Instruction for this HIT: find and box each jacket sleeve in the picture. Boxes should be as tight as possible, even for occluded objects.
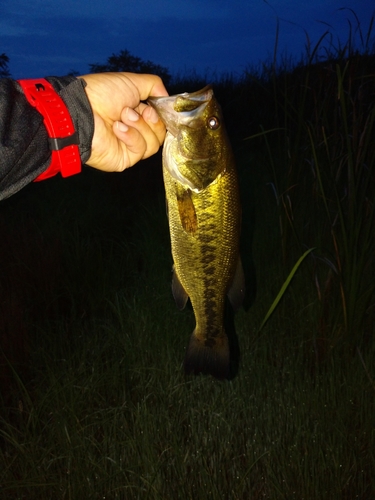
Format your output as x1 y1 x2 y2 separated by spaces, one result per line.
0 76 94 201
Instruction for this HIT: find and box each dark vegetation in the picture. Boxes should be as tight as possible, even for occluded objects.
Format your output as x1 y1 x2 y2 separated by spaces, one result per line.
89 49 172 86
0 53 10 78
1 15 375 498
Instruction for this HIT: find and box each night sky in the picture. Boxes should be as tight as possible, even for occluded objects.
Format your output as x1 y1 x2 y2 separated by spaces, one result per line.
1 0 374 81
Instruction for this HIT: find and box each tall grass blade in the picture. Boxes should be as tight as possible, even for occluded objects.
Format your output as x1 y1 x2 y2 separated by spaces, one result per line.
258 247 315 332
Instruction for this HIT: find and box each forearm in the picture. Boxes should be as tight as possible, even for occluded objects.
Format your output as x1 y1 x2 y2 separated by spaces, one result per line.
0 76 94 201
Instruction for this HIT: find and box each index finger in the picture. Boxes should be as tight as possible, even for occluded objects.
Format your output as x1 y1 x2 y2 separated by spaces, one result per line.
120 73 169 101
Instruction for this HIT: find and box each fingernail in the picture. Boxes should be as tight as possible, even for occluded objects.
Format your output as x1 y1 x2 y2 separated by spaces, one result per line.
147 107 160 124
126 108 139 121
116 121 128 132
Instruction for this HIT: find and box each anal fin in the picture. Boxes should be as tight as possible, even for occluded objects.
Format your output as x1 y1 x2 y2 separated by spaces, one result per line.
227 257 246 311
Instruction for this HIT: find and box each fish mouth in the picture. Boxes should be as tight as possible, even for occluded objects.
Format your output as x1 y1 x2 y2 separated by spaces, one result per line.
148 85 213 136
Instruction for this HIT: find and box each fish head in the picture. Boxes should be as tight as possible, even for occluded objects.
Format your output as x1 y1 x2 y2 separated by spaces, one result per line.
148 85 232 191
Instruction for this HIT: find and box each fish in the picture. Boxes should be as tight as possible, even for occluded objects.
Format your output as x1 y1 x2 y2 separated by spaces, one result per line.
148 85 245 380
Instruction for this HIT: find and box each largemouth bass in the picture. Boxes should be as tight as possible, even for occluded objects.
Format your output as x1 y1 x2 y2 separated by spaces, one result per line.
148 85 244 380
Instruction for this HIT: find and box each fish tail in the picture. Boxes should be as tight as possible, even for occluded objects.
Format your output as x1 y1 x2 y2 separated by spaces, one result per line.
183 328 230 380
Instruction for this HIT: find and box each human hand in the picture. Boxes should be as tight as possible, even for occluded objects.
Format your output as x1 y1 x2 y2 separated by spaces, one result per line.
77 72 168 172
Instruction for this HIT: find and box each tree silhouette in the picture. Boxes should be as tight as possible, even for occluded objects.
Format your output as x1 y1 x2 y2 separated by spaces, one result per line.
0 53 10 78
89 49 171 85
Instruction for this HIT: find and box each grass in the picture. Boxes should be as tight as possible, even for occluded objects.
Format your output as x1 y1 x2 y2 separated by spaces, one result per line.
1 15 375 498
1 164 374 499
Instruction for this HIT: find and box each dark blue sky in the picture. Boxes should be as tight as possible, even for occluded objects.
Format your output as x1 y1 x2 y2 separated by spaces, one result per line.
1 1 374 81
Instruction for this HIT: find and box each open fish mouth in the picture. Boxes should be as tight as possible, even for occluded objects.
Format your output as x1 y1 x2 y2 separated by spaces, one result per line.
148 85 213 136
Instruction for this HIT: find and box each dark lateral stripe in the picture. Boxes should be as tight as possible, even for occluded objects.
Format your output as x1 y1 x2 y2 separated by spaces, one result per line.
199 233 215 244
203 283 222 339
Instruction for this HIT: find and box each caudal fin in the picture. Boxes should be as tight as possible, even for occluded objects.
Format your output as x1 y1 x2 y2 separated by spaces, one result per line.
183 330 230 380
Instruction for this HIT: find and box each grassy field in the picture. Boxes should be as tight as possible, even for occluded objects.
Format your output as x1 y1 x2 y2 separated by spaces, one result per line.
1 28 375 499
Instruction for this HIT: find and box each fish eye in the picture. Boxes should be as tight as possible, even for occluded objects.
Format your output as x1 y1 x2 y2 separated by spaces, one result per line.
207 116 220 130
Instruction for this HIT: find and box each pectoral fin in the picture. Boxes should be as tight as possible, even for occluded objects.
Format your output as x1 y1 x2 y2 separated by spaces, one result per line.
172 265 189 310
227 257 246 311
176 186 197 235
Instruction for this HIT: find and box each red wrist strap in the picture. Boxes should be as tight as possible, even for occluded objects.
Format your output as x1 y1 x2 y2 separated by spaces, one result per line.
17 78 81 181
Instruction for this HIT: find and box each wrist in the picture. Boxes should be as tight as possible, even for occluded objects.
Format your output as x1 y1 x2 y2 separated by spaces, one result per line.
17 77 95 182
18 78 81 181
46 77 94 166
